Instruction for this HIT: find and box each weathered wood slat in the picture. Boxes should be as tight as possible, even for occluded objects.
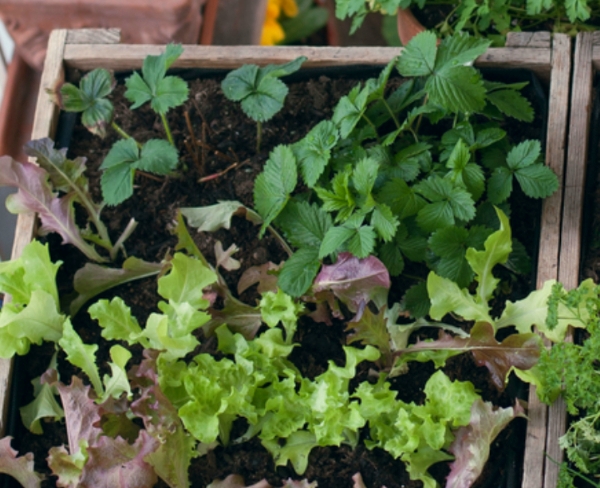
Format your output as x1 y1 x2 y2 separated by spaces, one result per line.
506 31 551 48
522 32 571 488
66 28 121 45
61 44 552 75
0 28 69 438
549 31 595 488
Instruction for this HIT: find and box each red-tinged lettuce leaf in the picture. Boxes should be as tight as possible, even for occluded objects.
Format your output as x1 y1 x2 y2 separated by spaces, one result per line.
396 322 541 389
207 475 272 488
0 437 44 488
215 240 241 271
237 262 282 295
69 257 165 316
79 430 159 488
346 306 392 366
304 290 343 325
130 350 197 488
204 297 262 340
56 377 103 457
207 475 318 488
0 156 105 263
352 472 388 488
446 399 526 488
313 252 390 320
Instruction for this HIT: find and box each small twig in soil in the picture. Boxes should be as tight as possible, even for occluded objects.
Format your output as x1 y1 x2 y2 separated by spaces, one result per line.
201 122 208 174
136 170 163 182
195 140 236 163
184 110 202 173
198 159 250 183
192 98 215 138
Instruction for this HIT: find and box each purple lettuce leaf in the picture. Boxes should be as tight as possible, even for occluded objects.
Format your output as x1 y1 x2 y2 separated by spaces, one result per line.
237 261 282 295
205 297 263 339
0 437 44 488
396 322 541 389
304 290 344 325
313 252 390 320
79 430 159 488
129 350 197 488
446 399 526 488
0 156 106 262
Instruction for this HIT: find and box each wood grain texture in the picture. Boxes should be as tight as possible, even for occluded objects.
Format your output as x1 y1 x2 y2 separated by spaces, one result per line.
61 44 552 74
212 0 267 45
0 29 68 438
521 33 571 488
66 28 121 45
505 31 551 48
547 31 595 488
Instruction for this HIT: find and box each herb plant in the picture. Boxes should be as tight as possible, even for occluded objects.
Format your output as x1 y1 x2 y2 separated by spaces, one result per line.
221 56 307 151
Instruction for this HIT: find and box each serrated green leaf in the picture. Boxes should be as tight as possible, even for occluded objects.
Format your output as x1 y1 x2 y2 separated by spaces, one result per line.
315 167 355 221
378 241 405 276
125 44 187 114
277 200 332 249
241 77 289 122
100 163 135 206
136 139 179 174
278 248 321 297
254 145 297 235
100 138 139 170
319 225 355 258
347 226 376 258
415 177 475 232
377 178 426 219
474 128 506 149
402 282 430 318
295 120 339 187
506 140 541 170
435 32 490 71
353 157 379 206
486 89 534 122
332 84 370 138
158 253 217 309
396 31 437 77
426 65 486 113
371 203 399 242
515 164 559 199
487 167 513 204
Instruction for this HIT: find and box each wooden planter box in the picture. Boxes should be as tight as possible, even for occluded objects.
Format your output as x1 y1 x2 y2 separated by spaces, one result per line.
0 28 572 488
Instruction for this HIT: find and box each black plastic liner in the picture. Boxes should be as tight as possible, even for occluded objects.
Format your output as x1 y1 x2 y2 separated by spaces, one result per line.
1 62 547 488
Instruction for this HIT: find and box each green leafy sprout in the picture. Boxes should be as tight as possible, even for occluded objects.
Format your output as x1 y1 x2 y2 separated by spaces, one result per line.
335 0 599 43
221 56 307 151
51 44 188 206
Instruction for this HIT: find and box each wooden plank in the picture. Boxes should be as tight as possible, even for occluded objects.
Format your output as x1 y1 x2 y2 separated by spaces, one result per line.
66 28 121 45
62 44 552 74
521 33 571 488
0 29 69 438
548 31 595 488
212 0 267 45
505 31 551 48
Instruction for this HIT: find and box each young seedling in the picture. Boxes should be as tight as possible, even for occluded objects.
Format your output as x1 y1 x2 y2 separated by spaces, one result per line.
124 43 189 146
221 56 307 151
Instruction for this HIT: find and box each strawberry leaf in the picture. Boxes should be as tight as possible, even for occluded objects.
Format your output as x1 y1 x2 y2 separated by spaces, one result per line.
278 248 321 298
254 145 297 236
294 120 339 187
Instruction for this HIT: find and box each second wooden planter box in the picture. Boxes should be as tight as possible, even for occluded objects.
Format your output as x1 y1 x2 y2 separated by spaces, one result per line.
0 28 572 488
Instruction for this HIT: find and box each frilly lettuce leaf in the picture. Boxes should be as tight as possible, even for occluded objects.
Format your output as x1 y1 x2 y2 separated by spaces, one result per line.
446 399 526 487
260 289 304 342
0 437 44 488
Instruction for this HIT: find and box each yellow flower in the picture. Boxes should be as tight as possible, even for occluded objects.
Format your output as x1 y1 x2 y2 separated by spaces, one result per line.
261 0 299 46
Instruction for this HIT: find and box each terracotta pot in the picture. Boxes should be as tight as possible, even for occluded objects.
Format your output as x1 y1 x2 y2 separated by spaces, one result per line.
0 0 208 70
396 7 425 45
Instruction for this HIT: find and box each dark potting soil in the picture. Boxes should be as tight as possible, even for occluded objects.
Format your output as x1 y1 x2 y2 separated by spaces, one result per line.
4 66 545 488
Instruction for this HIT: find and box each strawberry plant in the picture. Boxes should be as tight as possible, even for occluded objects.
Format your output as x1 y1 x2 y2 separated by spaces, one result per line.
51 44 187 205
335 0 600 42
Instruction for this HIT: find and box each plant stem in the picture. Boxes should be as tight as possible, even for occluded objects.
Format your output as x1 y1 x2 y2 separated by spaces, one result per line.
267 225 293 257
361 113 380 141
110 218 138 261
160 113 175 146
256 121 262 152
112 121 143 149
382 99 401 129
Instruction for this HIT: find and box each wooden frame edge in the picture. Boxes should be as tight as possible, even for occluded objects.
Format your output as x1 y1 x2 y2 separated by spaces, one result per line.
521 32 572 488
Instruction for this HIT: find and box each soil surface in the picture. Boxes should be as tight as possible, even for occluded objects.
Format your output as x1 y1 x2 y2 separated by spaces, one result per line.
3 66 545 488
